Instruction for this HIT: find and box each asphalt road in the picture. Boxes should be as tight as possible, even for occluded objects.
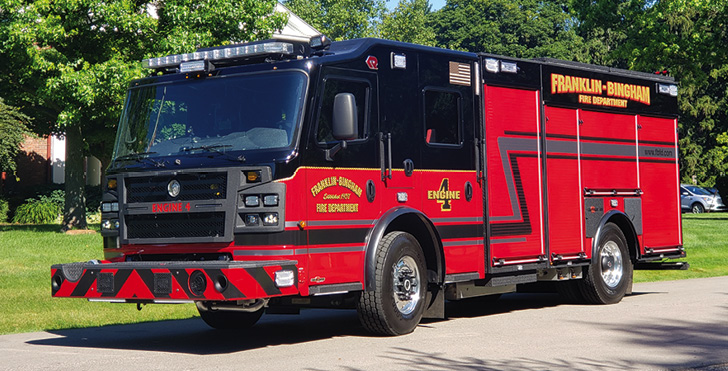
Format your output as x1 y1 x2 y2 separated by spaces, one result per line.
1 276 727 371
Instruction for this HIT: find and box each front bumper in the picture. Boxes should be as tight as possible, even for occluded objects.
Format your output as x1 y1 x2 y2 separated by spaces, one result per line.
51 260 298 301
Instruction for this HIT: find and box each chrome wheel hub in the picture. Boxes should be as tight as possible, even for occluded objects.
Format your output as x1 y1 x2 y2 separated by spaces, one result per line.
392 256 421 316
600 241 623 289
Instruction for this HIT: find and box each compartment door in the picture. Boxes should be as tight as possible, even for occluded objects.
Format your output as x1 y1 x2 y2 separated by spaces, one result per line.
484 85 545 266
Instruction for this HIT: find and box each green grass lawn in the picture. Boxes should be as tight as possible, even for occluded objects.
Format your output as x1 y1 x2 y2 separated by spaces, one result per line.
0 224 196 335
0 213 725 335
634 213 728 282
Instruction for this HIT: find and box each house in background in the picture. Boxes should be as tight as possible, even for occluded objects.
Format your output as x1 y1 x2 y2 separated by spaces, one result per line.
1 135 101 193
1 3 319 194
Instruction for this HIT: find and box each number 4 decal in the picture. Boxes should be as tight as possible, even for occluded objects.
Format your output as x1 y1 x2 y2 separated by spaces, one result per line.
428 178 461 211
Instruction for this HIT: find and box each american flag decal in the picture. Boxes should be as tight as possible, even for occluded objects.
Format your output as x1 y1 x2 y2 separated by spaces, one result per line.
449 61 471 86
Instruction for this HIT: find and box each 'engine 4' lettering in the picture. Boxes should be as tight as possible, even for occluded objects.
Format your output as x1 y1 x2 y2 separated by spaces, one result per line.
428 178 461 211
152 202 191 213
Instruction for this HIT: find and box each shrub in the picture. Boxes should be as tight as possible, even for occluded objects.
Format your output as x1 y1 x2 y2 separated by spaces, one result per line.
4 183 103 221
0 199 8 223
39 189 65 209
12 199 61 224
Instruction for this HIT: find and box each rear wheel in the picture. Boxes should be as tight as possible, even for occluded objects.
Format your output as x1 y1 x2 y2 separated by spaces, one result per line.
578 223 633 304
691 203 705 214
197 305 264 329
357 231 427 336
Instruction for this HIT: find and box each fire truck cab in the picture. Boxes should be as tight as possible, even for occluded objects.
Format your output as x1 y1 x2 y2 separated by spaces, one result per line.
52 36 685 335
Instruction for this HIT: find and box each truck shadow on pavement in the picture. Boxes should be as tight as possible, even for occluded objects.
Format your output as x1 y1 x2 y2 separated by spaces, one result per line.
27 292 578 355
28 291 671 358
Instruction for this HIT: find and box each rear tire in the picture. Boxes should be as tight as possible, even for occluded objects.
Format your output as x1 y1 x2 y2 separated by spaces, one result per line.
197 306 264 329
578 223 633 304
357 231 427 336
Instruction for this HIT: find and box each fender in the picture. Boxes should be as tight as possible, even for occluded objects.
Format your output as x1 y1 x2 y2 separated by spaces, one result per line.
591 210 640 261
363 207 443 291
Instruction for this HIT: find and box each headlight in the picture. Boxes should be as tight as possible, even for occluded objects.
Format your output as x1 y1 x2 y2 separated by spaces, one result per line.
102 219 119 230
245 195 260 207
263 213 279 226
263 194 279 206
101 202 119 212
244 214 259 226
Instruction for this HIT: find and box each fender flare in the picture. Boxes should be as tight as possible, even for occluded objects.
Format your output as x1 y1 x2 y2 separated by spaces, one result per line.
591 210 640 261
363 207 443 291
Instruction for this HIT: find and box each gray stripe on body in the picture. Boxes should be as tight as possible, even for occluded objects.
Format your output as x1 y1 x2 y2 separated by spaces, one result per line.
492 137 539 222
443 239 483 247
431 217 483 223
490 237 527 244
306 219 376 227
234 249 296 256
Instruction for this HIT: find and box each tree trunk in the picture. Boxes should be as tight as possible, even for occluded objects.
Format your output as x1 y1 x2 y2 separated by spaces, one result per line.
62 125 87 231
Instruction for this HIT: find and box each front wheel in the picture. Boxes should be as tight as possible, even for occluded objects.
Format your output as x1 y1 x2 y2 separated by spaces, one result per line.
357 231 427 336
578 223 633 304
691 203 705 214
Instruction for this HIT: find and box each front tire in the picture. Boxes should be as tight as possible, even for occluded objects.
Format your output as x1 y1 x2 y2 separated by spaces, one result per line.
578 223 633 304
357 231 427 336
691 203 705 214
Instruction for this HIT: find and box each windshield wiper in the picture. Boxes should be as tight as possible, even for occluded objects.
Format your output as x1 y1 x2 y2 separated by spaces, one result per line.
114 152 166 167
181 145 245 163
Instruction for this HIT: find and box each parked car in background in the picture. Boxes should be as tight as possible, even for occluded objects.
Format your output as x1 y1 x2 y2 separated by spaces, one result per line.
702 187 727 211
680 184 726 213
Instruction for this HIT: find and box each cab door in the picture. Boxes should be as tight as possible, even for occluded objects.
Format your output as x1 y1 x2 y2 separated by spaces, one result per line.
303 67 380 289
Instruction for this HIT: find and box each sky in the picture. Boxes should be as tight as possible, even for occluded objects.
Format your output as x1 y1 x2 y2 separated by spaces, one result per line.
386 0 446 11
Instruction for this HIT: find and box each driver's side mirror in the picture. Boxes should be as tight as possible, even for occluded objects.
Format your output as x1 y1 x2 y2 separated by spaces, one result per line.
332 93 358 140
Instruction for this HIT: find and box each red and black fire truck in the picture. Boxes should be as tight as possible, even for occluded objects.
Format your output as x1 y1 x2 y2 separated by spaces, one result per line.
51 36 685 335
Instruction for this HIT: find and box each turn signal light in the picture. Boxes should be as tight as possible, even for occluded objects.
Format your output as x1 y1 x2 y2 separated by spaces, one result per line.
246 171 261 183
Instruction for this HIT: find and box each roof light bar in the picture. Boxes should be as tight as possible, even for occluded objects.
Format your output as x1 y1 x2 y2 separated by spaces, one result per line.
484 58 500 73
142 42 295 69
500 61 518 74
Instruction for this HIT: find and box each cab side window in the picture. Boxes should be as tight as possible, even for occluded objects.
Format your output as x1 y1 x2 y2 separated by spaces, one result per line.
423 89 462 146
317 78 369 143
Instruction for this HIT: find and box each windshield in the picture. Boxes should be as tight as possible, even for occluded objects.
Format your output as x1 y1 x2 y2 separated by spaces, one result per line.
685 185 711 196
112 71 307 162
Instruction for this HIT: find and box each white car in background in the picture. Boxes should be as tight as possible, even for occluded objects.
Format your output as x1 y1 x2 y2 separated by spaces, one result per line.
680 184 726 213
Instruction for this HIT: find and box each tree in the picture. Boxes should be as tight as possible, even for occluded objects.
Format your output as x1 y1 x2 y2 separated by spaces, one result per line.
0 98 30 176
284 0 385 41
571 0 728 188
619 1 728 188
430 0 589 61
0 0 286 230
380 0 436 46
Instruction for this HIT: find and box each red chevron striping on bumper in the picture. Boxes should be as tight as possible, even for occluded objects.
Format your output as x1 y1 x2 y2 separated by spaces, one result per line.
51 260 298 301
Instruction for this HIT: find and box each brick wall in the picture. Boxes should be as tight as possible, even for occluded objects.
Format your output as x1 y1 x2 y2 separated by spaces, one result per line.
13 135 50 188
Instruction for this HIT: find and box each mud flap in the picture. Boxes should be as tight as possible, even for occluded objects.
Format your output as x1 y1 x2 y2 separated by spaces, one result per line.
422 284 445 319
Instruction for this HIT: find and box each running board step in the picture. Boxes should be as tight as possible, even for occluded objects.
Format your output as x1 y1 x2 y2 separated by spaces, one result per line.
634 261 690 270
